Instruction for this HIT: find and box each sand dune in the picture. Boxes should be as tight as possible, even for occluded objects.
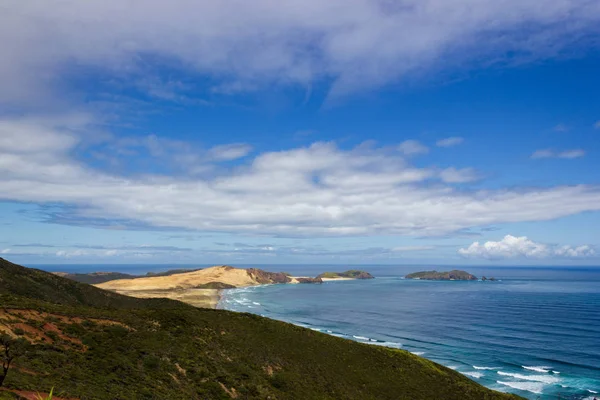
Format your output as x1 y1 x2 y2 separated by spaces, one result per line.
95 266 286 308
97 266 259 291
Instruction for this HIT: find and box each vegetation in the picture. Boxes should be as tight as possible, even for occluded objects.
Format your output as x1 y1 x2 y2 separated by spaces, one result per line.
58 268 207 285
0 258 520 399
405 270 478 281
56 272 136 285
317 270 374 279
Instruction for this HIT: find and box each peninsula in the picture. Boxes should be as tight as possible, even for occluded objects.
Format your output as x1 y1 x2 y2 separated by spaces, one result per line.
405 270 478 281
93 266 371 308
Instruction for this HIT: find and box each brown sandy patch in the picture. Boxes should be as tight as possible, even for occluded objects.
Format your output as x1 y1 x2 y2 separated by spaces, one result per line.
96 266 258 291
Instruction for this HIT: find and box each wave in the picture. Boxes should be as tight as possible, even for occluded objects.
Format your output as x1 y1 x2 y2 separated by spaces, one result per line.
497 371 560 384
367 341 403 348
411 351 425 356
552 371 560 374
588 389 598 394
252 302 261 305
473 366 501 370
497 381 545 394
353 335 370 341
463 371 483 379
522 365 551 373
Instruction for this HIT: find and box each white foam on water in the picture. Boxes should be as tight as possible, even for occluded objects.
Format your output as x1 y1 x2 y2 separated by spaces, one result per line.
552 371 560 374
411 351 425 356
474 366 501 370
310 328 321 332
588 389 598 394
497 381 545 394
463 371 484 379
522 366 551 373
497 371 560 384
252 302 261 305
367 341 402 348
353 335 370 341
447 365 458 370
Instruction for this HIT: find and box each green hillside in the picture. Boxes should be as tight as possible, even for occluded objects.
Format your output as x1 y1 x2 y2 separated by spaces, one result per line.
0 258 521 400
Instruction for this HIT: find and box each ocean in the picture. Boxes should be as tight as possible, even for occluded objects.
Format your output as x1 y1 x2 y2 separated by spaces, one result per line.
217 266 600 400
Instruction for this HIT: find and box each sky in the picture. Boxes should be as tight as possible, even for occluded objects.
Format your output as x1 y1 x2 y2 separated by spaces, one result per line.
0 0 599 266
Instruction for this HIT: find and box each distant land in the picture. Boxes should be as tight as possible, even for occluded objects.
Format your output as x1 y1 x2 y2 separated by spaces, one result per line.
405 270 478 281
88 267 374 308
0 257 521 399
317 270 375 280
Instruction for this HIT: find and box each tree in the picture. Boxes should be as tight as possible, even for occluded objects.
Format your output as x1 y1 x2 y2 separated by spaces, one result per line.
0 334 24 387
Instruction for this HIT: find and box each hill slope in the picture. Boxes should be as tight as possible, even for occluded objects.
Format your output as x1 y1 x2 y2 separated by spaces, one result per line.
0 258 520 400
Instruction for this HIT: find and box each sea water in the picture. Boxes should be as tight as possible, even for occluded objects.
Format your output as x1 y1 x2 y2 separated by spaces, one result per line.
219 266 600 400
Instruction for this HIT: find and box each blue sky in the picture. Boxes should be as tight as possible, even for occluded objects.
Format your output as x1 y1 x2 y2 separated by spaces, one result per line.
1 0 599 266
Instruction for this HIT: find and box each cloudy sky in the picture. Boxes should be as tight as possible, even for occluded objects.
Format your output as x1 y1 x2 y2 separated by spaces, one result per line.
1 0 599 266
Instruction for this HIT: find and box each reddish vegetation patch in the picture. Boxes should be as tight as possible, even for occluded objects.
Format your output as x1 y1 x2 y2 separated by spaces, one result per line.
0 308 131 351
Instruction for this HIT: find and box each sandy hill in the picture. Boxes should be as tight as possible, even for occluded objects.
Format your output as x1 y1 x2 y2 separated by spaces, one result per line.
97 265 289 291
94 266 293 308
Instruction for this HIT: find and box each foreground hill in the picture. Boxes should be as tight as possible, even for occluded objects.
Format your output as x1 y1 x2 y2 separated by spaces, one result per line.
0 258 520 399
405 270 478 281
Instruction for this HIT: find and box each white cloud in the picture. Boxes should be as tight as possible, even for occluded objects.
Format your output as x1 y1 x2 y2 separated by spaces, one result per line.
1 0 600 106
458 235 596 259
436 137 464 147
1 249 11 254
398 140 429 156
439 167 479 183
391 246 435 252
531 149 585 159
2 116 600 238
209 143 253 161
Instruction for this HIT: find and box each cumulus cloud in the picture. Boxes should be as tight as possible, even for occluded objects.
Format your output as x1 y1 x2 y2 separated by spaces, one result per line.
0 249 11 254
436 137 464 147
2 116 600 238
531 149 585 159
1 0 600 106
458 235 596 259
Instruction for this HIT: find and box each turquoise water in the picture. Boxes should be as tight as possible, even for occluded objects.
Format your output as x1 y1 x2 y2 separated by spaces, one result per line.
220 267 600 400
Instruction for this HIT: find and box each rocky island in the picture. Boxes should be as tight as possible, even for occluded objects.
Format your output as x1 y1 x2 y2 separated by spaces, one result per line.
405 270 478 281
